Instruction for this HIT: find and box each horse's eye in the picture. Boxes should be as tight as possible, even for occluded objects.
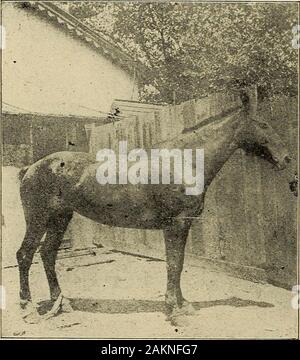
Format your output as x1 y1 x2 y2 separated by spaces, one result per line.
258 122 268 129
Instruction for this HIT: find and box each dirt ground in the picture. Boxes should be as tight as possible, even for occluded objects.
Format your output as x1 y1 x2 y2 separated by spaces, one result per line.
2 248 298 339
1 166 298 339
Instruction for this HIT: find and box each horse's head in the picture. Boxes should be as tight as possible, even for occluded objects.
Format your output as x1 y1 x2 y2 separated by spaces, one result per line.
240 117 291 170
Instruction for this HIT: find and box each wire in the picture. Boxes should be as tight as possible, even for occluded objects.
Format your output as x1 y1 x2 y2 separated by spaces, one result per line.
2 101 35 114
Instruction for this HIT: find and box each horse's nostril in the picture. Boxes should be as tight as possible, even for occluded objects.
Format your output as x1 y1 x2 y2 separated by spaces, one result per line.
284 155 291 163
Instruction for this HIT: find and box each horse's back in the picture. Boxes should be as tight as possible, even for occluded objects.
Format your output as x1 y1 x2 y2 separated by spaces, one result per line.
21 151 93 181
19 151 95 208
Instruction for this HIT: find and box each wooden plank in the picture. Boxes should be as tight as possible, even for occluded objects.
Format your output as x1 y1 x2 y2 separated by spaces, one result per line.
154 111 162 144
183 100 195 129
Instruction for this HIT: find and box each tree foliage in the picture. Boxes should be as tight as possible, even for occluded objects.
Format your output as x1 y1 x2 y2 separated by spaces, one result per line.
66 2 298 104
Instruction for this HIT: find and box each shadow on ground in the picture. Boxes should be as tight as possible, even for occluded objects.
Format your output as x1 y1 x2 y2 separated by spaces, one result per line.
37 296 274 315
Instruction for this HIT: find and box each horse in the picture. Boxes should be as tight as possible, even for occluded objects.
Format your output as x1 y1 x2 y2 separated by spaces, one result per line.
16 95 292 323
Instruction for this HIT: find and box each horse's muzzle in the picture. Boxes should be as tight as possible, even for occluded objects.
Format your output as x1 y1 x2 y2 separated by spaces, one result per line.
273 154 292 171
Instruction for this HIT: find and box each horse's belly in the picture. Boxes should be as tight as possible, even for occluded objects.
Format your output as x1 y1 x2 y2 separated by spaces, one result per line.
71 185 169 229
74 204 169 229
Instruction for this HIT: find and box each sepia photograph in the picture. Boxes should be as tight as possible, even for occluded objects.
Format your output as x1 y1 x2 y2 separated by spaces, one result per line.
0 0 299 340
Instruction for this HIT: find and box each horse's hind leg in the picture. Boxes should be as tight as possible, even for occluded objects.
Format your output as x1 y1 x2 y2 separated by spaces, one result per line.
16 219 47 305
40 211 73 303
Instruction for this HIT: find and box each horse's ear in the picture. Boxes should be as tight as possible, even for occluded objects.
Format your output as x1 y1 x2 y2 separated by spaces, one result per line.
240 86 258 118
240 90 250 113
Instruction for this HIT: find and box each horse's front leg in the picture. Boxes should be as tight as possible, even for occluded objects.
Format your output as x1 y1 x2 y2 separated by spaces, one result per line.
163 218 195 318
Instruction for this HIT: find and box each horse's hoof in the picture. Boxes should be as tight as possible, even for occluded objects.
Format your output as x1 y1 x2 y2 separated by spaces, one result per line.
20 299 30 310
23 310 41 324
166 301 195 322
20 302 41 324
181 300 196 315
42 293 63 320
61 297 73 313
169 315 190 327
42 294 72 319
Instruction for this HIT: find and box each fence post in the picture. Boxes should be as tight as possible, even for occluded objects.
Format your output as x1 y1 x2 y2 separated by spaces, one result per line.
250 85 258 116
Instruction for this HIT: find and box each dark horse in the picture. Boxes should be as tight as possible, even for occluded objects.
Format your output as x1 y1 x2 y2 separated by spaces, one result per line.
17 97 291 322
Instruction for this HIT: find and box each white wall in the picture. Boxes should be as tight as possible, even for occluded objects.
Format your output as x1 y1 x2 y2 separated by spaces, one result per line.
2 3 138 116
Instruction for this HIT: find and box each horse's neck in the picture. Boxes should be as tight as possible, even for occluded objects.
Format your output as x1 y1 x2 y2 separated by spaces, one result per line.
168 111 243 187
204 115 242 186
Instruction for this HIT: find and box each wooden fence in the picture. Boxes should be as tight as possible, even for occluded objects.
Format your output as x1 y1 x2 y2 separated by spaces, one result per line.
2 112 107 166
68 92 297 289
89 92 242 153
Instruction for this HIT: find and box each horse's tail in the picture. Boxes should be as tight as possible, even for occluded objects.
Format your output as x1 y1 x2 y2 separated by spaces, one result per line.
18 166 29 182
